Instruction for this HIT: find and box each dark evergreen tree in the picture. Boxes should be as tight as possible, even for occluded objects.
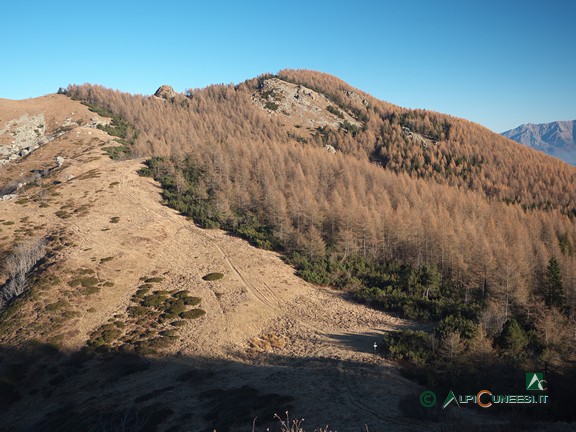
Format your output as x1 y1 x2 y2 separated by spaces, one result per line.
544 256 565 309
499 319 529 356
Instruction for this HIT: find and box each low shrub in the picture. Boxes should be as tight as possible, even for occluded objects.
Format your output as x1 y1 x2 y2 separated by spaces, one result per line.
141 293 168 308
80 285 100 295
127 305 150 317
102 146 129 160
69 276 99 288
162 300 186 318
133 288 150 299
154 290 170 295
144 277 164 283
264 102 278 111
382 330 433 366
183 296 201 306
327 105 344 118
45 300 69 312
202 273 224 281
160 329 177 337
87 324 122 349
180 309 206 319
143 337 173 349
171 320 187 327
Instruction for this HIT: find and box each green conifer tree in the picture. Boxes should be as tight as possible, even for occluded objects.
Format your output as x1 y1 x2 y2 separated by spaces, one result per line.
544 256 565 309
500 319 529 356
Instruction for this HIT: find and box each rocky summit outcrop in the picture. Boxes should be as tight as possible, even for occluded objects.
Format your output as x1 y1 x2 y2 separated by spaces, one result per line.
502 120 576 165
154 85 177 100
252 78 362 132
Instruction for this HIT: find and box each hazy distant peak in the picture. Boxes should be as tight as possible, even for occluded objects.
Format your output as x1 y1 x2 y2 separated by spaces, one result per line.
502 119 576 165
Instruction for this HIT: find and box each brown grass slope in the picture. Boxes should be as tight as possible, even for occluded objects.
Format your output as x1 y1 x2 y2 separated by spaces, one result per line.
0 96 464 432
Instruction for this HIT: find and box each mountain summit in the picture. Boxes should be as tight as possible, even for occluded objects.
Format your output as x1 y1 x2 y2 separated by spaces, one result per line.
502 119 576 165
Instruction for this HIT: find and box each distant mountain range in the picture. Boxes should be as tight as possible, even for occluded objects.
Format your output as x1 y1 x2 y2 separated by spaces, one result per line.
502 120 576 165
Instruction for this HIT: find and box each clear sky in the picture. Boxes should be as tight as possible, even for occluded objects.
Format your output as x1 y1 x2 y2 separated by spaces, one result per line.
1 0 575 132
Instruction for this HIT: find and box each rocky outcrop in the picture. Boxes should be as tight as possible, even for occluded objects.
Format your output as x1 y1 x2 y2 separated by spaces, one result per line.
0 113 49 165
0 155 66 200
402 126 434 148
252 78 362 131
0 111 107 167
343 90 369 107
154 85 177 100
324 144 336 154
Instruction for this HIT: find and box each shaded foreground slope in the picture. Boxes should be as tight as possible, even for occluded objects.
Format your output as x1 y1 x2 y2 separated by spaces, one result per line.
2 344 499 432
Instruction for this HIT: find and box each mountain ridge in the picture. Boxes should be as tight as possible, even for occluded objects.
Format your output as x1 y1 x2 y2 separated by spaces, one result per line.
66 69 576 214
1 70 576 430
502 119 576 165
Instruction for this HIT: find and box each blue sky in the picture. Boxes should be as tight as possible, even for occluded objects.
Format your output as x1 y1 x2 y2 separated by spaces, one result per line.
1 0 575 132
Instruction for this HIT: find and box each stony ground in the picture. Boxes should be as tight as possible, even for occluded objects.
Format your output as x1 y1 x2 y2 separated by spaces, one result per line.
252 78 361 141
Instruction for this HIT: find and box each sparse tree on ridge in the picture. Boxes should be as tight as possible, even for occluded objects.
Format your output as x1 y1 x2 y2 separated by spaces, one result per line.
0 238 46 310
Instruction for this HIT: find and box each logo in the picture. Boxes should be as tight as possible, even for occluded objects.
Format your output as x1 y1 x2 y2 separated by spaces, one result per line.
440 387 549 409
442 390 460 409
419 390 437 408
476 390 493 408
437 374 550 410
526 372 547 391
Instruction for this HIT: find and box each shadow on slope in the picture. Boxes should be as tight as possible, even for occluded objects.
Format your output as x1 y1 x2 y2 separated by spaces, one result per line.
0 341 296 432
1 342 566 432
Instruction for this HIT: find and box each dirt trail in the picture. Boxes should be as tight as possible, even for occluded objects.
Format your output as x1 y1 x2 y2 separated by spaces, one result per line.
107 158 429 429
